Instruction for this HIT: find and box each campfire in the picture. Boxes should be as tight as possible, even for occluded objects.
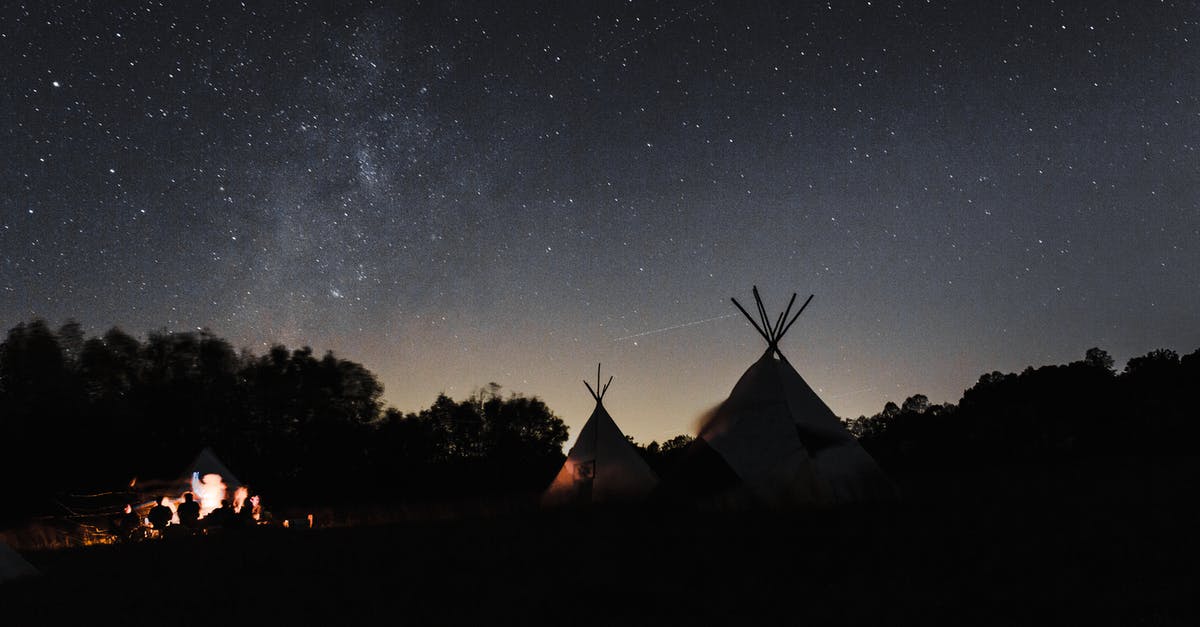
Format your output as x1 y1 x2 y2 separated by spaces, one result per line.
149 473 263 526
109 448 278 538
5 449 314 551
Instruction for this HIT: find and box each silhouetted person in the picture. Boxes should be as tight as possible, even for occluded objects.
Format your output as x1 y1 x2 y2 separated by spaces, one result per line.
147 497 172 530
206 499 233 528
237 497 256 527
116 503 141 540
177 492 200 528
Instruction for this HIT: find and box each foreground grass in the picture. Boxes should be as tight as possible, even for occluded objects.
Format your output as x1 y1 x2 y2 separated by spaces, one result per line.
4 462 1199 625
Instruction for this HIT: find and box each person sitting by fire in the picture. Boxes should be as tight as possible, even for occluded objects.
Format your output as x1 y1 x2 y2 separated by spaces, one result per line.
115 503 142 540
236 495 259 527
177 492 201 528
147 496 173 530
205 499 234 528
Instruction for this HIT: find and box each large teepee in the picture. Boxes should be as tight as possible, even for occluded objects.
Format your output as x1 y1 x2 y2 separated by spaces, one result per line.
670 288 895 507
542 366 659 505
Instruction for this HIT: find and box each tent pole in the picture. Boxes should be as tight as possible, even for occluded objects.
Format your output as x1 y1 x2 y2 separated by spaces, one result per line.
731 297 772 344
777 294 814 340
751 286 773 342
773 293 798 338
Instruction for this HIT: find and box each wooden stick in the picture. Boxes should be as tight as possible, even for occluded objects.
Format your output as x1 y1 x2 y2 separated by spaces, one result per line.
777 294 814 340
773 292 797 338
751 286 773 342
731 297 771 344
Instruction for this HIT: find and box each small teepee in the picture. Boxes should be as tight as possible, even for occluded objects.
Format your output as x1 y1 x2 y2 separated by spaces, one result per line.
542 366 659 505
135 446 243 497
183 447 242 489
670 288 895 507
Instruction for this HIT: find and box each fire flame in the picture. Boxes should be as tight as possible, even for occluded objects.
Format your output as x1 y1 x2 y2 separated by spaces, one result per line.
191 472 228 518
127 472 264 532
233 485 248 513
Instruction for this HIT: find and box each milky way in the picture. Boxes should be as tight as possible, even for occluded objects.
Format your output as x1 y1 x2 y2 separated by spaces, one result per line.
3 1 1198 444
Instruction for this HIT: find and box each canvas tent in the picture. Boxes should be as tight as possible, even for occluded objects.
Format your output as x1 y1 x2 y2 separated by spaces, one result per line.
181 447 243 490
542 366 659 505
137 446 242 496
667 288 895 507
0 541 39 584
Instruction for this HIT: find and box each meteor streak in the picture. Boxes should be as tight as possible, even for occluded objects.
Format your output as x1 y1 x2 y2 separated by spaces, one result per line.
613 313 738 342
597 0 716 61
826 386 876 400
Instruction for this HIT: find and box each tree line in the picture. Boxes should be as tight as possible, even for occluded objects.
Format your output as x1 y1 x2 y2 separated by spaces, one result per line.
2 318 1197 523
846 347 1200 472
0 320 574 523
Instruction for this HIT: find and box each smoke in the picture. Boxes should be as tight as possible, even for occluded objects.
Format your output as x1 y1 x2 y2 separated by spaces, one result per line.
694 400 731 440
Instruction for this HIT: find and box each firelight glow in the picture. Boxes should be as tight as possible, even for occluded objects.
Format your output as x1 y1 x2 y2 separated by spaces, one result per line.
191 472 229 519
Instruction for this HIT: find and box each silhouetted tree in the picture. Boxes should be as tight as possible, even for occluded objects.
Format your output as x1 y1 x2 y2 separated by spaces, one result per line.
1124 348 1179 376
901 394 929 415
631 434 695 475
3 319 1198 523
1084 347 1114 373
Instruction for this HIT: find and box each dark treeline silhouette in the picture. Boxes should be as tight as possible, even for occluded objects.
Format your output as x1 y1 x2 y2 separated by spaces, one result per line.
629 434 695 476
846 347 1200 474
372 384 568 498
3 318 1198 525
0 320 568 524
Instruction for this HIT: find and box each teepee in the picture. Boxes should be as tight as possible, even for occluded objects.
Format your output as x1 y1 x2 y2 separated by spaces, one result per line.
672 288 894 507
136 447 243 496
542 366 659 505
183 447 242 489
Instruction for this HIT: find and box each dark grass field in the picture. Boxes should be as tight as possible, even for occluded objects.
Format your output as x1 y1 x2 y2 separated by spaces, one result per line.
4 459 1199 626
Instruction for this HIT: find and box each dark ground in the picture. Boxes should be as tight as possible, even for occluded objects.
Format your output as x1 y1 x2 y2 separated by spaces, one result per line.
3 458 1198 626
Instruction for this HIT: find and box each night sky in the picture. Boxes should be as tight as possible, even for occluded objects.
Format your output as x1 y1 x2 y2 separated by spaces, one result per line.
3 1 1197 445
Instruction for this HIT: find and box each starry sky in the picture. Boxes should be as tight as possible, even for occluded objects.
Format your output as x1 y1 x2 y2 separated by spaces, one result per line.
3 1 1198 445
